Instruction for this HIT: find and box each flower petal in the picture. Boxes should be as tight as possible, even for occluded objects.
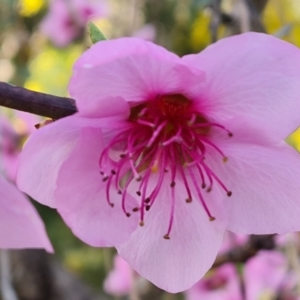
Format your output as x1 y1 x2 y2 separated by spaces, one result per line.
55 127 139 247
118 174 227 293
69 38 205 117
17 115 101 207
207 120 300 234
0 175 53 252
183 32 300 139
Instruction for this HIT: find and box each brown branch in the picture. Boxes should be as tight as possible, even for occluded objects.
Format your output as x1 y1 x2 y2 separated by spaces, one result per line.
0 82 77 119
7 250 107 300
213 234 275 268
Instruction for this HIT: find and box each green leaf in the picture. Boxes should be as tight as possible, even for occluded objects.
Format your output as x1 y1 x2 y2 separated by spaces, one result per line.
88 22 106 44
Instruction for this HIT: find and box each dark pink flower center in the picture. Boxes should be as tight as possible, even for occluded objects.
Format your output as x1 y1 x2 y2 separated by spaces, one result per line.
99 94 232 239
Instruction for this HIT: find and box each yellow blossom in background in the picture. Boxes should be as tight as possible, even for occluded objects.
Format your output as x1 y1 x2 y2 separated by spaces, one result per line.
263 0 300 47
18 0 45 17
25 45 83 96
190 10 212 52
287 128 300 152
190 8 226 53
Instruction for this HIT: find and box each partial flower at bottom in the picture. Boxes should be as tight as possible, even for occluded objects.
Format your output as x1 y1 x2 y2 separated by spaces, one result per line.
0 175 53 251
17 33 300 292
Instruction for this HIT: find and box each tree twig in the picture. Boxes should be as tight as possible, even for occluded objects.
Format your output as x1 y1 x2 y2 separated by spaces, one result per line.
213 234 275 268
0 82 77 119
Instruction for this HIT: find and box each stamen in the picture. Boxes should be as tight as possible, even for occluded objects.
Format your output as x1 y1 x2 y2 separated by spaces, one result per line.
164 170 176 239
105 175 115 207
146 120 167 148
162 127 182 147
178 163 193 203
187 113 196 126
189 168 216 221
202 161 231 196
137 119 156 127
200 136 227 159
192 122 232 136
98 94 233 239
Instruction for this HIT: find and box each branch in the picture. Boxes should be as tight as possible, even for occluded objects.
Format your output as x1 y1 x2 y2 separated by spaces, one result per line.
213 234 275 268
0 82 77 119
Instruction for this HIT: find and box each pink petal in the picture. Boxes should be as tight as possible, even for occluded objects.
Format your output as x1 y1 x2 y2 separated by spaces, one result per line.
40 0 77 47
185 264 242 300
0 175 53 252
103 255 132 296
183 32 300 139
244 251 287 299
17 115 100 208
117 174 227 293
55 127 139 247
69 38 205 117
207 119 300 234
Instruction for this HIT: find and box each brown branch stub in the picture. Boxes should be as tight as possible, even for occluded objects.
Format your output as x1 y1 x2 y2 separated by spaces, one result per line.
0 82 77 119
213 234 275 268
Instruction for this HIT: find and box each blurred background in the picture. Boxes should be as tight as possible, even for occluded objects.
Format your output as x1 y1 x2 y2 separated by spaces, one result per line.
1 0 300 299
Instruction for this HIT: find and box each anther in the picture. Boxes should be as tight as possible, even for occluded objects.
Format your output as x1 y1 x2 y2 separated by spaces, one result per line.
111 170 116 175
228 132 233 137
132 207 139 212
102 176 109 182
201 183 206 189
207 187 212 192
210 216 216 221
139 221 144 226
100 171 104 175
186 198 192 203
163 234 170 240
136 176 142 182
126 212 131 217
136 191 141 196
146 205 151 211
227 191 232 197
120 154 126 158
145 198 151 203
170 181 176 187
118 190 122 195
223 157 228 163
110 203 114 207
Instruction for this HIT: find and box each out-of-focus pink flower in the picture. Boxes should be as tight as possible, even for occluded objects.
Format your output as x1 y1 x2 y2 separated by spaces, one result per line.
103 255 132 296
0 174 53 251
0 116 20 181
17 33 300 292
185 264 242 300
14 111 41 135
41 0 107 47
0 114 52 251
0 112 40 181
244 251 289 299
132 24 156 42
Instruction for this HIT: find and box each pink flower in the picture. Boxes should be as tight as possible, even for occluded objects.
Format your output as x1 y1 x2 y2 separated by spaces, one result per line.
17 33 300 292
185 264 242 300
40 0 107 47
244 250 291 299
0 174 53 251
0 116 19 181
0 112 40 181
132 24 156 42
103 255 133 296
0 114 52 251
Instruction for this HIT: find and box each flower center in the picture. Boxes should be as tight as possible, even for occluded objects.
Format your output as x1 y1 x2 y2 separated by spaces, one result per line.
99 94 232 239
